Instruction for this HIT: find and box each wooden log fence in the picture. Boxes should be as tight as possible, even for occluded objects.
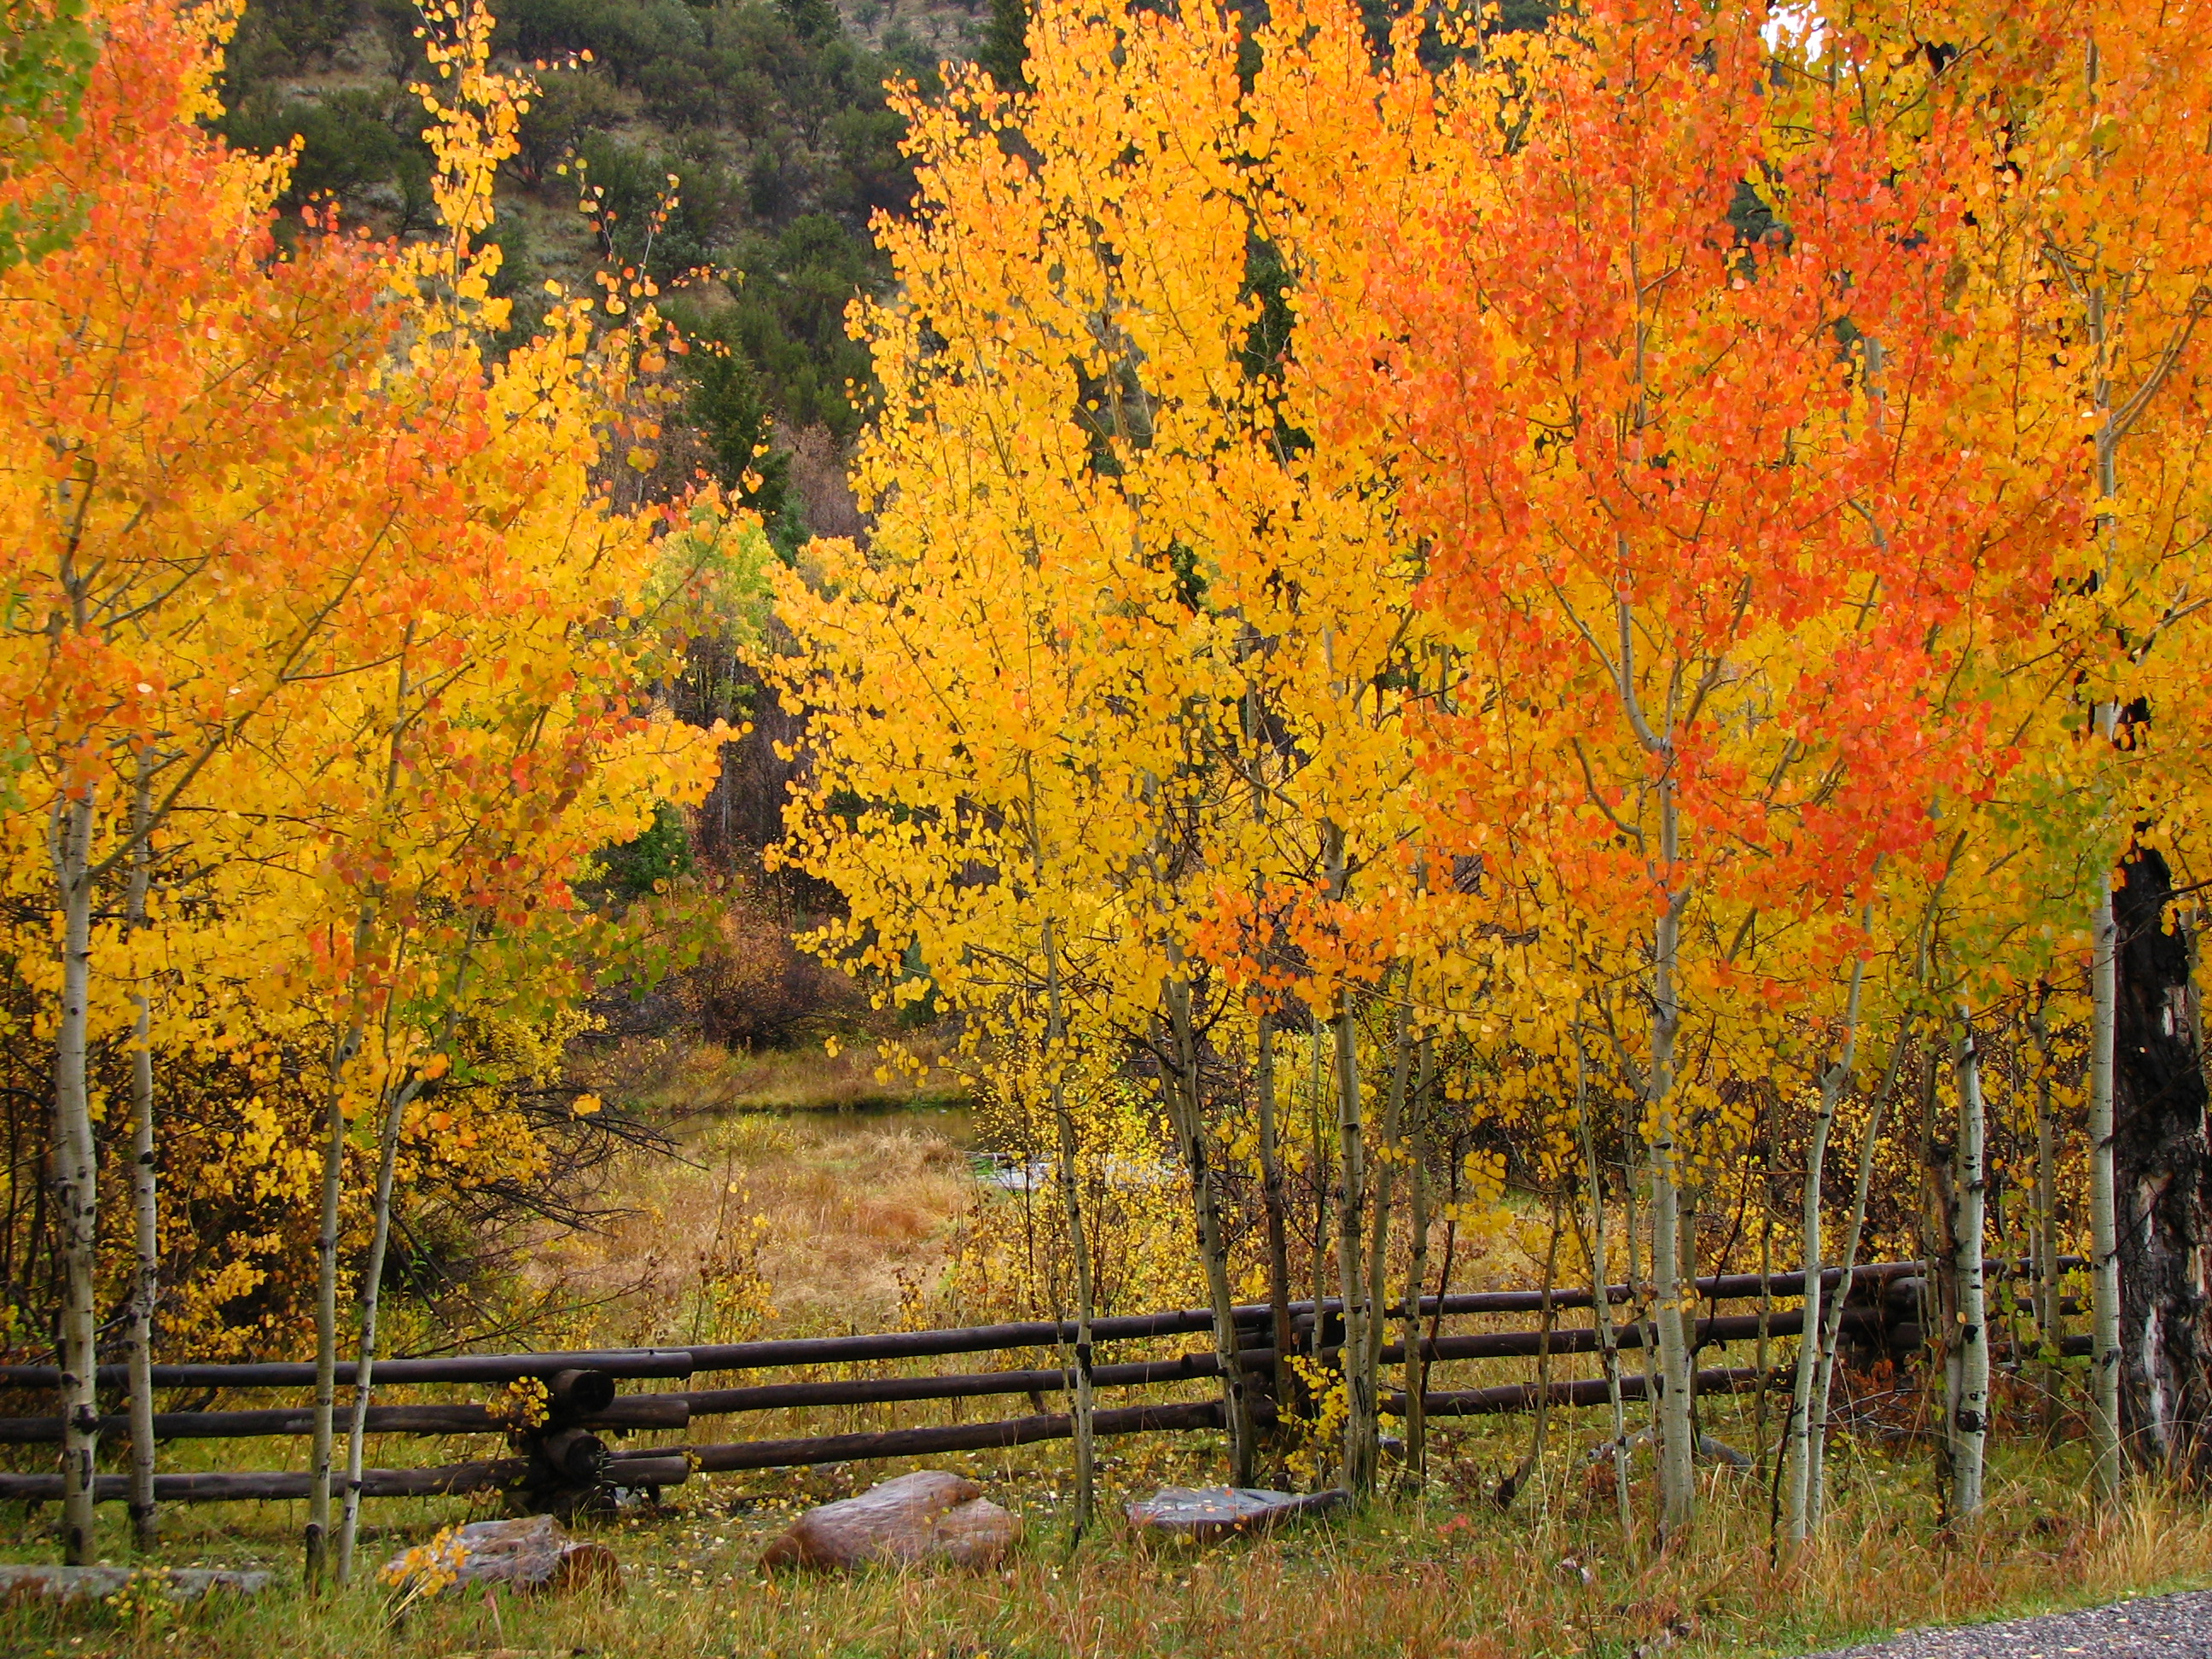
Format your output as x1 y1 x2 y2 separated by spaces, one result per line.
0 1257 2080 1505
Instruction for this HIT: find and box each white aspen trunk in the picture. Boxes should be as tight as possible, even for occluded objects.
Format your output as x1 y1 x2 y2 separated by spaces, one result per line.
1041 919 1094 1540
335 1069 416 1581
2090 873 2124 1501
1362 972 1412 1464
1259 1015 1298 1435
1649 876 1695 1537
1331 979 1375 1498
1755 1212 1773 1474
2030 999 2064 1437
1052 1103 1096 1535
1400 1039 1434 1488
1786 946 1866 1545
51 789 101 1566
1949 1004 1990 1521
306 979 364 1586
1322 821 1377 1499
1807 1056 1895 1533
1784 1101 1831 1545
123 768 159 1552
1162 976 1253 1486
1575 1052 1635 1547
1499 1192 1563 1507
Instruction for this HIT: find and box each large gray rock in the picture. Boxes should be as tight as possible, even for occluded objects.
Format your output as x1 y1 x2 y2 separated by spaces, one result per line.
0 1565 269 1603
1125 1485 1349 1540
759 1470 1019 1570
380 1513 620 1596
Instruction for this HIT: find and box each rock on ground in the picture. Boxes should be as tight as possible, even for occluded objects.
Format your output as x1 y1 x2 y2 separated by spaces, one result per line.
1798 1589 2212 1656
759 1470 1019 1571
0 1565 269 1603
1125 1486 1350 1540
380 1513 620 1597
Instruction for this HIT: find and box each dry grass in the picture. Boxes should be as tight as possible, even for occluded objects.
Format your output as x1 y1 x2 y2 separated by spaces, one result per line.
525 1095 979 1348
6 1409 2212 1659
580 1034 969 1120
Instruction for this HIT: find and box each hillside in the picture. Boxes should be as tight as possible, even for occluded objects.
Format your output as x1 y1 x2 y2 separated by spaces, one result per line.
216 0 970 546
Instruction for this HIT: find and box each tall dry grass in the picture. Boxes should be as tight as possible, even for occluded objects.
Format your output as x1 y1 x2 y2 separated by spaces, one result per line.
525 1102 979 1345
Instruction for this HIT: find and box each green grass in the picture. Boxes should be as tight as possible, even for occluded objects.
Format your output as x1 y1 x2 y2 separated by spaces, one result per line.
6 1399 2210 1659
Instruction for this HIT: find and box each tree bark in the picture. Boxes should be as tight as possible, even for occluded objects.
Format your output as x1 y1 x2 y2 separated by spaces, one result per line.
1948 1004 1990 1522
50 789 100 1566
306 980 364 1586
1399 1040 1433 1488
1808 1015 1912 1534
1041 919 1096 1540
1161 976 1252 1486
1257 1014 1297 1424
1331 978 1376 1498
1575 1068 1634 1547
335 1063 422 1582
2030 996 2065 1438
1785 950 1863 1545
2110 844 2212 1478
2090 871 2125 1500
1648 888 1696 1538
1362 970 1412 1476
123 767 159 1552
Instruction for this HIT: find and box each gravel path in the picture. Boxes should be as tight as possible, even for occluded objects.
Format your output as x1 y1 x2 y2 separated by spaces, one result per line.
1799 1589 2212 1656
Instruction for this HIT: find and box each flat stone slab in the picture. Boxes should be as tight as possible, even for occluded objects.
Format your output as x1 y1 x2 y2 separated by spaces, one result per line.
1125 1486 1350 1540
0 1565 270 1603
760 1470 1019 1571
380 1514 620 1597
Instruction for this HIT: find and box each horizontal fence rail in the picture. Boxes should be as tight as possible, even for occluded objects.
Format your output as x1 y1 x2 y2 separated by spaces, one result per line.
0 1257 2084 1505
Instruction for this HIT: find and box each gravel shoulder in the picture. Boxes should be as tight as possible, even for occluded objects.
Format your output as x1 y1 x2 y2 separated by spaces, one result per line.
1799 1588 2212 1656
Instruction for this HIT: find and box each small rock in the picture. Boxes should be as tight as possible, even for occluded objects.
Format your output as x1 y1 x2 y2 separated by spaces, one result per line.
759 1470 1019 1571
0 1565 269 1604
1124 1486 1349 1540
380 1514 620 1598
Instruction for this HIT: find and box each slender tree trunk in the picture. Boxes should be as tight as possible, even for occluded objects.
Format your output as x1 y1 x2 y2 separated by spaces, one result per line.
1322 823 1377 1498
1786 947 1866 1545
1363 971 1412 1470
1041 919 1095 1539
1052 1100 1096 1535
1649 888 1696 1540
2110 846 2212 1478
1784 1076 1833 1548
51 789 100 1566
1498 1190 1563 1507
1624 1143 1658 1438
123 768 159 1552
1162 977 1253 1485
2030 997 2064 1437
1755 1208 1773 1474
1257 1012 1298 1430
307 958 369 1586
2090 870 2125 1501
1331 978 1376 1498
336 1065 422 1582
1808 1017 1912 1534
1948 1004 1990 1522
1574 1044 1635 1547
1400 1039 1433 1488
